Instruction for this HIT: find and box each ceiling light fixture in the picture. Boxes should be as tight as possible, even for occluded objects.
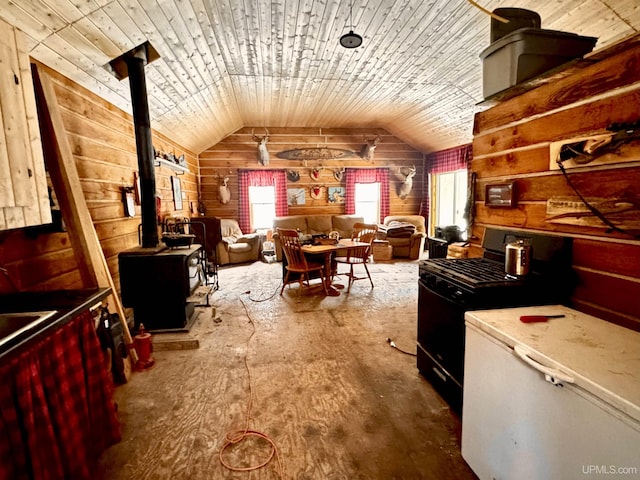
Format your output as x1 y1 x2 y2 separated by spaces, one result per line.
340 0 362 48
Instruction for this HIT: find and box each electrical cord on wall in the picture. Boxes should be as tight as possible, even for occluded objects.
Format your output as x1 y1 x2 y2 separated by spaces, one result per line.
218 292 285 478
386 337 417 357
556 159 640 239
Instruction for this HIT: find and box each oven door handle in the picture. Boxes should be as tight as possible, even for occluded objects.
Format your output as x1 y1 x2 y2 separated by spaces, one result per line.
419 279 469 305
513 345 574 386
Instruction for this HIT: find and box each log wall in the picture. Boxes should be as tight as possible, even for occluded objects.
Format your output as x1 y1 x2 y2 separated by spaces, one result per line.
472 35 640 331
198 127 424 220
0 62 197 295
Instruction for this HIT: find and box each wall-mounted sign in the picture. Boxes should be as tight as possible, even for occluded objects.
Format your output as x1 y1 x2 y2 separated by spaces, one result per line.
277 148 355 160
485 182 516 207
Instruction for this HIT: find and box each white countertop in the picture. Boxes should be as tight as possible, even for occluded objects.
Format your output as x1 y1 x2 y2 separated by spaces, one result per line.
465 305 640 424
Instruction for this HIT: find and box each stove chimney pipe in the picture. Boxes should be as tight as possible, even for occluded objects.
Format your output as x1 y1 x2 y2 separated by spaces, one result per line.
107 42 160 249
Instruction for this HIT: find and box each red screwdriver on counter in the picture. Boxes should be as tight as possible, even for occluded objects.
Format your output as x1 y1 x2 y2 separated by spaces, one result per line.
519 314 565 323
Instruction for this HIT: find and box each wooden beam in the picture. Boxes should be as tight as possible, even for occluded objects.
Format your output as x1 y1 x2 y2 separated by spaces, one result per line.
32 64 138 364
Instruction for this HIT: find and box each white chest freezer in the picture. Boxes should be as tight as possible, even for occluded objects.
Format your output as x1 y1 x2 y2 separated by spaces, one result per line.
461 305 640 480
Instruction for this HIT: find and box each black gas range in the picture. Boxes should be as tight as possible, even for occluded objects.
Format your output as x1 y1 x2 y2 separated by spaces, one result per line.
417 228 575 413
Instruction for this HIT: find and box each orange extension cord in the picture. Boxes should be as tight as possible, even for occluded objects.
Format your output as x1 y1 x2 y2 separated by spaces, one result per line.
218 294 285 478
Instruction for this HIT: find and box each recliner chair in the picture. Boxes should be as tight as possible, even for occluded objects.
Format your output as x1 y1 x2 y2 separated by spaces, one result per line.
215 219 261 266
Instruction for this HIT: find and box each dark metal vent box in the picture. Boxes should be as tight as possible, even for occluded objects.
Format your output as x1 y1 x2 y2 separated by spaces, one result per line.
480 28 597 98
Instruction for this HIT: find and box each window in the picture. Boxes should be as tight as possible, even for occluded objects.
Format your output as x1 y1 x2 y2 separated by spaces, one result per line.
432 169 467 237
344 168 389 222
248 185 275 230
354 183 380 224
238 170 287 233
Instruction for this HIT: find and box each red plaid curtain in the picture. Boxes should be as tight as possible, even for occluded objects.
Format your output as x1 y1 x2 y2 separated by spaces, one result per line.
0 310 120 480
344 168 390 223
419 144 472 220
238 169 288 233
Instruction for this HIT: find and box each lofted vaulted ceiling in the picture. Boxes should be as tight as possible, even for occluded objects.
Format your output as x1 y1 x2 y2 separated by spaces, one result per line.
2 1 640 154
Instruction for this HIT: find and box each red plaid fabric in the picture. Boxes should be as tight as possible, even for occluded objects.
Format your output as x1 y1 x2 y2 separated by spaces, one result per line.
419 144 472 220
0 310 121 480
238 169 288 233
344 168 390 223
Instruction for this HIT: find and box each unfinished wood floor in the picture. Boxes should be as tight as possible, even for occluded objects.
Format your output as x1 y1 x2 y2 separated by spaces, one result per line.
98 258 477 479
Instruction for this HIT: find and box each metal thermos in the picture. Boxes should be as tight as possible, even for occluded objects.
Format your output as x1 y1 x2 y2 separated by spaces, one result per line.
505 240 531 276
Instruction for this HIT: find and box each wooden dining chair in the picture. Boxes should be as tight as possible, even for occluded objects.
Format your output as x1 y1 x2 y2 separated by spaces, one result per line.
334 223 379 293
278 228 328 296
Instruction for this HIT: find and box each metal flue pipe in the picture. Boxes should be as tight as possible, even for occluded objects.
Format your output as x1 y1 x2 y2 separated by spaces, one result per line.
108 42 160 249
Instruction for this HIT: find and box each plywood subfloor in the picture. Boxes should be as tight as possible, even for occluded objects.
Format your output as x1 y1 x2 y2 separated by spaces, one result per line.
97 258 477 479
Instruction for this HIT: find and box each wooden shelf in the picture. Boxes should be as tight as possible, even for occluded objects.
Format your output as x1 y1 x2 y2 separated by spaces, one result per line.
155 157 189 174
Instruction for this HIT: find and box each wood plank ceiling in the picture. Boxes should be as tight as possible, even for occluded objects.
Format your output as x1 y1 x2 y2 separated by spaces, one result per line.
2 0 639 154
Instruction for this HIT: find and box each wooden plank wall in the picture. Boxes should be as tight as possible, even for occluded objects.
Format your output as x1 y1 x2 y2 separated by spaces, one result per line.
198 127 424 221
0 62 197 295
471 37 640 331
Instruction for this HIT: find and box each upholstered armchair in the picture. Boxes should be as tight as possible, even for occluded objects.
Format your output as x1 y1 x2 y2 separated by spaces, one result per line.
379 215 427 259
215 219 261 266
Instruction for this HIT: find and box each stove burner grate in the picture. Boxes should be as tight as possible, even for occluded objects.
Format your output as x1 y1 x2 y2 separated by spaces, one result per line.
422 257 510 285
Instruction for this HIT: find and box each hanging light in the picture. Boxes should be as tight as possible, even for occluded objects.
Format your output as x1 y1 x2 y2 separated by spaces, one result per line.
340 0 362 48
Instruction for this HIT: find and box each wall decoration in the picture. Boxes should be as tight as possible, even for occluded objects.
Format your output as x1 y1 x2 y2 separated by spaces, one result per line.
328 186 345 203
397 165 417 200
171 176 183 210
333 167 345 181
550 128 640 171
121 186 135 217
359 135 381 162
546 196 640 230
310 166 323 181
219 176 231 204
287 170 300 182
277 148 355 160
134 171 141 204
485 182 517 207
153 146 189 173
287 188 306 206
252 128 270 166
310 185 322 200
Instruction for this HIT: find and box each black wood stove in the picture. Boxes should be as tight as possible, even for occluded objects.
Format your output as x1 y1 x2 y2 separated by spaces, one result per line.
119 244 203 331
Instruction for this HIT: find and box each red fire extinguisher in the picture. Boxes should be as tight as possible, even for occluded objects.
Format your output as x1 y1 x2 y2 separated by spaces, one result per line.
134 324 155 371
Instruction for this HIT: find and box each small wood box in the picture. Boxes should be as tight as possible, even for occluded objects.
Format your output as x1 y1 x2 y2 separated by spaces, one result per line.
372 240 393 261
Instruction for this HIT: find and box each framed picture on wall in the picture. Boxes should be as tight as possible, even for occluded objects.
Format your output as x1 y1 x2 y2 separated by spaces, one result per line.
287 188 305 206
171 176 183 210
328 186 345 203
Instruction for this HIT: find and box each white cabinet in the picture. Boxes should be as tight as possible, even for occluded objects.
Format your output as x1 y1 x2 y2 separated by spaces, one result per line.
0 19 51 230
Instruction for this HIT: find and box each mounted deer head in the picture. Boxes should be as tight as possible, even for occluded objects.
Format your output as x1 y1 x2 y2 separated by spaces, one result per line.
359 135 381 162
398 166 417 200
252 128 269 166
219 176 231 204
